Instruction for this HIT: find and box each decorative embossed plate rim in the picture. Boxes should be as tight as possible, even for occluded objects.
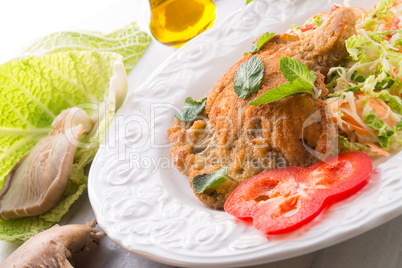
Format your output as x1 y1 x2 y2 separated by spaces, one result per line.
88 0 402 267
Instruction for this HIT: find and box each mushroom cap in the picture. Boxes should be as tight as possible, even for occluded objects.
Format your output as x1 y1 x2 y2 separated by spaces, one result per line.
0 108 93 219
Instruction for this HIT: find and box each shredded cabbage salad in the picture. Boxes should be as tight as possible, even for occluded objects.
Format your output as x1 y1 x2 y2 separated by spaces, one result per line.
293 0 402 156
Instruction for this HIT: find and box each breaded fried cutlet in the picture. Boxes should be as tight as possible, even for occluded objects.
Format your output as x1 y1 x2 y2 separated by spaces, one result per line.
167 8 357 209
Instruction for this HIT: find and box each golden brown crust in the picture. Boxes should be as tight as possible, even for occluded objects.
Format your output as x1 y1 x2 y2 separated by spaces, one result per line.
167 8 356 210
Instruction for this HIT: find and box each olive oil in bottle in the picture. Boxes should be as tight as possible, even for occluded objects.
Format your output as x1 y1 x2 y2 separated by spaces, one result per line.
149 0 216 47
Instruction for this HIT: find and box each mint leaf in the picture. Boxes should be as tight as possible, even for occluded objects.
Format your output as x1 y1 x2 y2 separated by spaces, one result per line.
249 57 316 106
246 0 254 4
234 55 264 99
192 167 229 194
175 97 207 121
249 32 275 53
249 79 313 106
279 57 315 85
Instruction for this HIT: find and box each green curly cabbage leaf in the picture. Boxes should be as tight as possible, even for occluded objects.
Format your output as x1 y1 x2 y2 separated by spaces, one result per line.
0 51 127 242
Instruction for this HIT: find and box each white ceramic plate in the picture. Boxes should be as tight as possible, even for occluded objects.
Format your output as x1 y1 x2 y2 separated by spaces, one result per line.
88 0 402 266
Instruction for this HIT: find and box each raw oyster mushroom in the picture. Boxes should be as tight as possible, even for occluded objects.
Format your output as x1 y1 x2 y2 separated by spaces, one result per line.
0 107 93 219
0 220 105 268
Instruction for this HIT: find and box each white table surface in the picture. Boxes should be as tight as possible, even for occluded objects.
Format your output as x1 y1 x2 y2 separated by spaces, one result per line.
1 0 402 267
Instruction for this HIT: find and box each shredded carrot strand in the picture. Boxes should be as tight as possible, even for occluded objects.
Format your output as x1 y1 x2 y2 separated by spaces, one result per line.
365 143 390 156
342 113 371 135
367 97 397 127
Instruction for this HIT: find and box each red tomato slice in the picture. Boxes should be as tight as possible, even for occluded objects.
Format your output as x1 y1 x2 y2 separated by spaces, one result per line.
224 152 372 235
